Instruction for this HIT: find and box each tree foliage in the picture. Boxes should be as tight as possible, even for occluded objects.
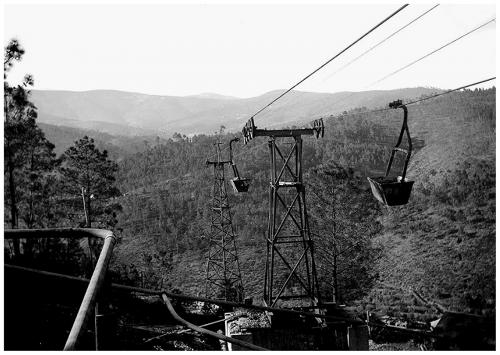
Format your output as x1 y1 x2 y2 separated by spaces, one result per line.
307 161 383 302
4 39 59 229
3 38 494 320
112 88 495 317
60 135 121 228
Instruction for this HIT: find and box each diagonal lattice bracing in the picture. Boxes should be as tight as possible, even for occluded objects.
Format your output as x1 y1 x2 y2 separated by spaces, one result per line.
264 136 320 307
205 142 244 302
240 117 324 308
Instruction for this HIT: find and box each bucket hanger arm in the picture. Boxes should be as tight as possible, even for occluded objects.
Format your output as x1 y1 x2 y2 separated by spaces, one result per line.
229 137 241 179
384 100 412 180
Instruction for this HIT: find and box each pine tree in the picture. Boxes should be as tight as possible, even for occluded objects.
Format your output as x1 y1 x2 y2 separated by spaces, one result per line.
5 39 32 229
307 161 383 302
60 135 121 228
17 128 60 228
4 39 59 230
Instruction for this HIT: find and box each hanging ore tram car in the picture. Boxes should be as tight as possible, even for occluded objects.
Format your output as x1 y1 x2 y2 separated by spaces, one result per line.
229 137 250 193
367 99 414 206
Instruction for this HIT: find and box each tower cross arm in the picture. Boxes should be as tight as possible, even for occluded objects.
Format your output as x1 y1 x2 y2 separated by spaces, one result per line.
242 118 325 143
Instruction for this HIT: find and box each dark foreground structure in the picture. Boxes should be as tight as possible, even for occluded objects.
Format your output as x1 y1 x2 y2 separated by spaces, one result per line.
4 228 494 350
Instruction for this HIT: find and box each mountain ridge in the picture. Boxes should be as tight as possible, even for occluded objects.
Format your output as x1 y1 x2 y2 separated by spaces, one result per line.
31 87 443 137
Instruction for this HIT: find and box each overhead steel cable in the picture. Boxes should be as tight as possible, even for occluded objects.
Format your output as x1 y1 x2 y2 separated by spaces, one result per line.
323 4 440 82
248 4 409 122
320 17 495 113
205 143 230 162
404 76 496 106
369 17 496 87
318 76 496 122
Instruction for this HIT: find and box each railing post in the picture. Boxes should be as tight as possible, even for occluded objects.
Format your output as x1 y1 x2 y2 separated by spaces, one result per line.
94 303 100 350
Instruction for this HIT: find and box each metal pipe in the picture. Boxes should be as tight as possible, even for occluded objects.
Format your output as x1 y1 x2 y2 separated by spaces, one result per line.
64 234 116 350
161 293 267 351
144 313 246 343
182 313 246 331
5 228 117 350
6 264 441 338
4 227 116 240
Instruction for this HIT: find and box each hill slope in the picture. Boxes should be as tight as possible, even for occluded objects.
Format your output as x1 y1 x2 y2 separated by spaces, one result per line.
32 87 439 137
110 88 495 320
38 122 168 160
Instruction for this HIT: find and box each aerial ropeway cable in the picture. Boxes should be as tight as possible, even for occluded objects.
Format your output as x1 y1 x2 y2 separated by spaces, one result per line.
323 4 440 83
333 76 496 119
344 76 495 206
232 8 495 209
322 16 495 112
368 17 496 88
404 77 496 106
247 4 410 123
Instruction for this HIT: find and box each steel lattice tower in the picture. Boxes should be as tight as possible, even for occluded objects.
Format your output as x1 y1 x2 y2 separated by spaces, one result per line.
205 142 244 302
242 118 324 308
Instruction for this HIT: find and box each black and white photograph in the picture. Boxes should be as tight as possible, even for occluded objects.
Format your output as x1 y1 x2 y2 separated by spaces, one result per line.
2 1 496 351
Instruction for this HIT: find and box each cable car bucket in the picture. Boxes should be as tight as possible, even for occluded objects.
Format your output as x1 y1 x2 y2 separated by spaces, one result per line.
229 137 250 193
368 100 414 206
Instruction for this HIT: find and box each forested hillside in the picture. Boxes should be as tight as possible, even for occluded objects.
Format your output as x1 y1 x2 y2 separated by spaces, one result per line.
39 122 167 160
111 88 495 319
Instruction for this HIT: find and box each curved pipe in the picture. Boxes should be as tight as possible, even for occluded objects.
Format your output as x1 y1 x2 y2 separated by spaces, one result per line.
161 293 268 351
6 265 441 339
4 227 115 240
64 234 116 350
4 228 116 351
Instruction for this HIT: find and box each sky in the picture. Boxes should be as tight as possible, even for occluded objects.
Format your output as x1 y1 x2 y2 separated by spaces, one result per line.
3 2 496 98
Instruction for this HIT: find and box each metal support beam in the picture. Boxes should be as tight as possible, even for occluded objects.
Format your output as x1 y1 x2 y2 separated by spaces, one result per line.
64 234 116 350
242 117 324 144
264 136 320 307
205 141 245 302
241 118 323 307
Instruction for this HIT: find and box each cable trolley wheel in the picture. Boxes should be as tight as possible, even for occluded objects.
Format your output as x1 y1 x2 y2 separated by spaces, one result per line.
368 100 414 206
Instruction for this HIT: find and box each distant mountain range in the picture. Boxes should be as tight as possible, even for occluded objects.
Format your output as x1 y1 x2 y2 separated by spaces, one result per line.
31 87 442 137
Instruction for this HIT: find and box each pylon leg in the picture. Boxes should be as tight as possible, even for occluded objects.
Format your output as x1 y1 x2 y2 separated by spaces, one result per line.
265 137 320 307
205 142 245 302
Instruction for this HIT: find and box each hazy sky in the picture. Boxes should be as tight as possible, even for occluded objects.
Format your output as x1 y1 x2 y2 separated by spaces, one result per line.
3 2 496 98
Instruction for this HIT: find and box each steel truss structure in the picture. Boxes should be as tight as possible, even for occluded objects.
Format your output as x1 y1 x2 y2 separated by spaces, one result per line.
242 118 324 307
205 142 244 302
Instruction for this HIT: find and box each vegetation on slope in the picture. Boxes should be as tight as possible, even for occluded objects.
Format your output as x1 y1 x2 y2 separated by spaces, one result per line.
110 88 495 320
6 51 495 320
